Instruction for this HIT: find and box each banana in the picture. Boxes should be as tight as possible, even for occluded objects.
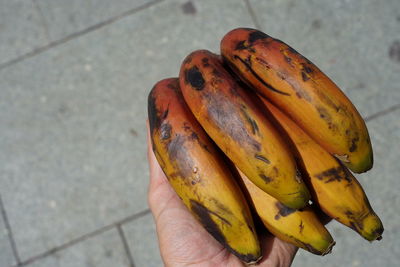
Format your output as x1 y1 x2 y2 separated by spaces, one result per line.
260 98 383 241
179 50 310 209
221 28 373 173
148 78 261 264
236 169 335 255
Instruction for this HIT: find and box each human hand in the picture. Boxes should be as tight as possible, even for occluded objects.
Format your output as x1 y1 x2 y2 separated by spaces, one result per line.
146 123 298 266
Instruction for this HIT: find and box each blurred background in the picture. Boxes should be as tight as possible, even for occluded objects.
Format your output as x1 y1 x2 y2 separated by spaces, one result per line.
1 0 399 266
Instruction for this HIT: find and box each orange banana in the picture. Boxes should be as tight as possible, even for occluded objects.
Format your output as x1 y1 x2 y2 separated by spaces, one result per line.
237 170 335 255
148 78 261 263
221 28 373 173
179 50 310 209
260 98 383 241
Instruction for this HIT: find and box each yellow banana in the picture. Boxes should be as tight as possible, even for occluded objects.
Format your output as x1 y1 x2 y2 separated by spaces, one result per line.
148 78 261 264
237 170 335 255
221 28 373 173
260 98 383 241
179 50 310 209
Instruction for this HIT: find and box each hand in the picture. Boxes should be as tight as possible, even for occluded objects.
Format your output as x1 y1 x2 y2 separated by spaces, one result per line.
146 123 298 266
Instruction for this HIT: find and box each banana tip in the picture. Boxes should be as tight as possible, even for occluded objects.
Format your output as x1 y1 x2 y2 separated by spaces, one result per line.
321 241 336 256
369 226 384 242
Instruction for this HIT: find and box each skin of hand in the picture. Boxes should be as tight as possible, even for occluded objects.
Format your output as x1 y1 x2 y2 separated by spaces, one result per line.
146 123 299 267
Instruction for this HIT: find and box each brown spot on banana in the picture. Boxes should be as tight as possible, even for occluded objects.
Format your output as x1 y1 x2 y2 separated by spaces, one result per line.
166 135 197 181
301 71 310 82
316 106 331 120
147 92 161 135
299 220 304 234
167 134 185 161
345 209 370 233
349 137 359 152
241 108 260 136
276 71 311 101
274 202 296 220
204 91 262 151
255 57 271 69
190 200 229 244
302 64 313 74
255 154 270 164
284 55 292 64
160 122 172 140
248 30 270 43
211 68 223 78
235 40 247 50
315 166 352 183
233 55 290 96
316 106 338 131
185 66 205 90
190 199 232 226
190 200 261 263
295 169 303 184
201 57 210 67
259 174 272 184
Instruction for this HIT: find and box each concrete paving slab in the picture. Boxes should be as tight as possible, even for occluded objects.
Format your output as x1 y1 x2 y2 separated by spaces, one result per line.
0 0 48 65
34 0 155 41
26 228 130 267
0 0 254 261
293 110 400 266
250 0 400 119
0 204 15 267
122 213 163 267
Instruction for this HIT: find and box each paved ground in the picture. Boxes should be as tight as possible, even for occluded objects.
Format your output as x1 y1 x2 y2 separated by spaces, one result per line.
0 0 399 266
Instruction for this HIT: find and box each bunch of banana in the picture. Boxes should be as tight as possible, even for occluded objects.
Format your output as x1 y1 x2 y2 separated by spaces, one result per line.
147 28 383 264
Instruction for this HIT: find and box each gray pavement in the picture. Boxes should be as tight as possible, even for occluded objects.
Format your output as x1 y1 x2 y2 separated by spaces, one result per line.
0 0 399 266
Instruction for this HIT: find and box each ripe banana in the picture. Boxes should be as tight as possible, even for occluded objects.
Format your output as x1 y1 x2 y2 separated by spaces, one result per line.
221 28 373 173
179 50 310 209
237 169 335 255
260 98 383 241
148 78 261 264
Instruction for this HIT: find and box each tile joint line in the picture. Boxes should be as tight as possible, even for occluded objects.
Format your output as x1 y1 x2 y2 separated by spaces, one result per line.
117 225 136 267
0 194 21 264
0 0 164 71
15 209 150 266
364 103 400 122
